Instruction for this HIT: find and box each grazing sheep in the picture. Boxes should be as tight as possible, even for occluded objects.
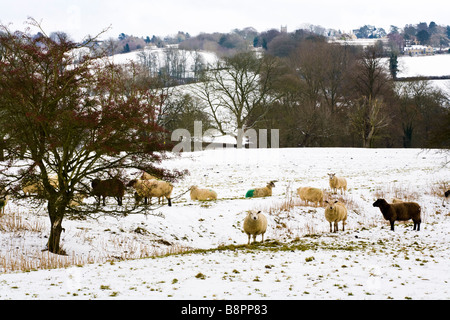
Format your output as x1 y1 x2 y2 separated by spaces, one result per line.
297 187 324 206
328 173 347 194
246 181 276 198
140 172 163 203
391 198 404 204
324 200 347 233
129 179 173 207
190 186 217 201
372 198 421 231
91 178 125 206
243 210 268 244
23 175 58 195
69 193 88 207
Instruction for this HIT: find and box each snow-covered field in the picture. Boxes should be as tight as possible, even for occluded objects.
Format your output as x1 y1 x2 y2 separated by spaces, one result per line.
1 147 449 300
397 54 450 93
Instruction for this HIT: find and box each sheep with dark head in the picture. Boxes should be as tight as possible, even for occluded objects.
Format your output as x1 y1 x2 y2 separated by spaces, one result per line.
246 181 276 198
373 198 421 231
91 178 125 206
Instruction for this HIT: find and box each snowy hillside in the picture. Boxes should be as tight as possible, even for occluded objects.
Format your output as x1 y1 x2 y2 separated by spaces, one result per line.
397 54 450 93
1 147 449 300
397 54 450 78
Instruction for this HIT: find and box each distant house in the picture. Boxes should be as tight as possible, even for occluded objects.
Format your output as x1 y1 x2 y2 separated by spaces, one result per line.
404 45 434 56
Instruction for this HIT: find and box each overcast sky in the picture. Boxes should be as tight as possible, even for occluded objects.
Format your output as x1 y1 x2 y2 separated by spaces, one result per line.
1 0 449 41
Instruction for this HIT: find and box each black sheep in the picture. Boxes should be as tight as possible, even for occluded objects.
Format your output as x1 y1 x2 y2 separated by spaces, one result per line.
91 178 125 206
373 198 421 231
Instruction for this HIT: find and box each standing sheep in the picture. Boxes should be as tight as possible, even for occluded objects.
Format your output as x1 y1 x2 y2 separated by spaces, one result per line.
243 210 268 244
324 200 348 233
328 173 347 194
373 198 421 231
297 187 324 206
91 178 125 206
129 179 173 207
190 186 217 201
246 181 276 198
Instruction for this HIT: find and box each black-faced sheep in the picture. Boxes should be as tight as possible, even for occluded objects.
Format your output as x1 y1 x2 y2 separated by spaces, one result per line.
190 186 217 201
243 210 268 244
328 173 347 194
245 181 276 198
324 200 347 233
128 179 173 207
91 178 125 206
372 198 421 231
297 187 324 206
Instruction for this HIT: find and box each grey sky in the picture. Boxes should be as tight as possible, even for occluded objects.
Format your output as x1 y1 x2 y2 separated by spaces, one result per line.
1 0 449 41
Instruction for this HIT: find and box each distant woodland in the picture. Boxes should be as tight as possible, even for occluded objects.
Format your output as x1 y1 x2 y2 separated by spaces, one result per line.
103 21 449 149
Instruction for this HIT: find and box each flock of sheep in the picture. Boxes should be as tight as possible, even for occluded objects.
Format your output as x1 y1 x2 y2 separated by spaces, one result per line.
243 172 426 245
1 168 445 246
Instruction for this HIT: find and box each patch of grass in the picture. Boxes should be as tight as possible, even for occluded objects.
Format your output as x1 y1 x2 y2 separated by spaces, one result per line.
195 272 206 280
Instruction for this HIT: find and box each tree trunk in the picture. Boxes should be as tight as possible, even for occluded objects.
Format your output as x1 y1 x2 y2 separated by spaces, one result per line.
47 200 66 255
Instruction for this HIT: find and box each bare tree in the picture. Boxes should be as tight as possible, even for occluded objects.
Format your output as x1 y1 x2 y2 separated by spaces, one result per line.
191 51 282 140
350 97 390 147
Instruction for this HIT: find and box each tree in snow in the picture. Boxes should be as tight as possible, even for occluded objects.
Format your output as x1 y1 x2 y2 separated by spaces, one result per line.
0 19 184 254
191 51 283 142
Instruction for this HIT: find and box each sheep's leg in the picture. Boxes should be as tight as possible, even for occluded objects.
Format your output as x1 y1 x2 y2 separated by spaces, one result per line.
247 234 251 244
390 221 395 231
329 222 332 233
167 198 172 207
261 233 264 243
102 196 106 206
342 221 345 231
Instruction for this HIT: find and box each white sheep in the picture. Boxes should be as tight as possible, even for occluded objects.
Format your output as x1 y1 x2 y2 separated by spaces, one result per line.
129 179 173 207
328 173 347 194
297 186 324 206
245 181 276 198
243 210 268 244
324 200 348 233
23 175 58 195
190 186 217 201
69 193 88 207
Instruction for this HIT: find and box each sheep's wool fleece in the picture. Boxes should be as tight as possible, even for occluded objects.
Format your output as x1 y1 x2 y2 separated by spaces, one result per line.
245 189 255 198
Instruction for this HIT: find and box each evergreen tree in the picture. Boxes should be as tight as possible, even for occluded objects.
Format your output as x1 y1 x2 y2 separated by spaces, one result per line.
389 52 398 79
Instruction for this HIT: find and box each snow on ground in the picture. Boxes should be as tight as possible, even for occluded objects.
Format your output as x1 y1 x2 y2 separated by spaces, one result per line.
397 54 450 78
0 147 449 300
